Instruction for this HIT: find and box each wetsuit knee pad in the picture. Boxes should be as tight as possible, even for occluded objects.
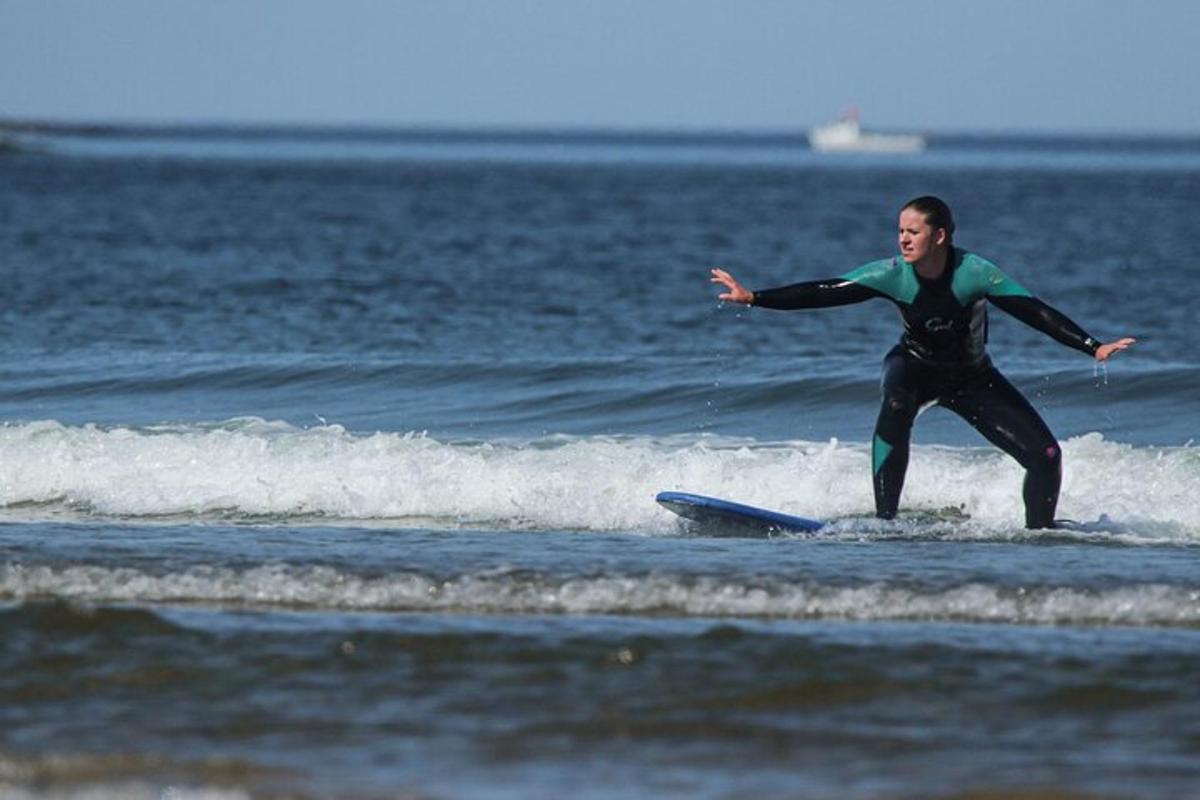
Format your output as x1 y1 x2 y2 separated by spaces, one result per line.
1021 440 1061 475
1040 442 1062 475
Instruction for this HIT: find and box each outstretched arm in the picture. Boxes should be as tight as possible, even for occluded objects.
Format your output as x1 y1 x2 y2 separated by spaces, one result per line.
711 268 878 309
989 294 1135 362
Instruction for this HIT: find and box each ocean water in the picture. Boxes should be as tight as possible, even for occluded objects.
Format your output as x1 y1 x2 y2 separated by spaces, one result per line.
2 128 1200 799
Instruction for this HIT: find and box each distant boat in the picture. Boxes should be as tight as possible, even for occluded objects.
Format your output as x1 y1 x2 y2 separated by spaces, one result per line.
808 109 925 154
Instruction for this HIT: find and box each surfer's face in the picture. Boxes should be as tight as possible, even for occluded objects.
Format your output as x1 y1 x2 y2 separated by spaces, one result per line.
898 208 947 265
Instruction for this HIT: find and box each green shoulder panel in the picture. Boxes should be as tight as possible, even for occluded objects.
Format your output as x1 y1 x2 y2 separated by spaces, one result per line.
841 258 919 304
951 252 1032 304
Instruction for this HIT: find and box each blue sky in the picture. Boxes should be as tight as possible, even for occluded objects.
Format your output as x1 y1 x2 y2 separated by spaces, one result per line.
3 0 1198 134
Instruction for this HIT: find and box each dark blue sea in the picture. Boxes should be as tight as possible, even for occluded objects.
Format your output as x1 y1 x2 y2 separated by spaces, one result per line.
2 126 1200 799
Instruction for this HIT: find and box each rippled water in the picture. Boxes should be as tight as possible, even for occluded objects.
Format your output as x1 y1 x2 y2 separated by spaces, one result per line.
2 129 1199 798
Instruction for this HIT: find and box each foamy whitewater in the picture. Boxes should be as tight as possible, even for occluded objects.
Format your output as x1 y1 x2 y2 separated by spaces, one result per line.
4 129 1200 799
2 419 1196 539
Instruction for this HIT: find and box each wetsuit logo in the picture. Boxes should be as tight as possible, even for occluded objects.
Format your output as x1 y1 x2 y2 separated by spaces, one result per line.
924 317 956 333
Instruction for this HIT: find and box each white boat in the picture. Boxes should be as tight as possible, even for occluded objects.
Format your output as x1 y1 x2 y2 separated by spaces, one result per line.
808 110 925 154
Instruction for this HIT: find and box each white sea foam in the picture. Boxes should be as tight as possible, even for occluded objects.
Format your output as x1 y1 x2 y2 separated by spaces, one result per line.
4 562 1200 627
0 419 1196 539
0 785 248 800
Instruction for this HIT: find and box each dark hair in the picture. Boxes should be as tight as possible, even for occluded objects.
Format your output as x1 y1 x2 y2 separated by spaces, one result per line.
901 195 955 243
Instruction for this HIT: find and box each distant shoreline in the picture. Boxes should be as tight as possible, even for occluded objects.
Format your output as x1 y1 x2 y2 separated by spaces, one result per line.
3 117 1199 150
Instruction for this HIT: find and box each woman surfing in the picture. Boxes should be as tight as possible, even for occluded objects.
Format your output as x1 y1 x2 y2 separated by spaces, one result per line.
711 196 1135 529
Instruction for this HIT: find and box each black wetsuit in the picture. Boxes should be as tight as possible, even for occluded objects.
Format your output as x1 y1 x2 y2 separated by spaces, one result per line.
750 248 1101 529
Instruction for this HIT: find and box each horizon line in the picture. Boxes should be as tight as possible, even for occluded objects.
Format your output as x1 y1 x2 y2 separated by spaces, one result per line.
3 116 1200 144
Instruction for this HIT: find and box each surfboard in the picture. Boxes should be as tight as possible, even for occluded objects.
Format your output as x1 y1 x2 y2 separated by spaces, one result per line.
657 491 1110 536
655 491 824 536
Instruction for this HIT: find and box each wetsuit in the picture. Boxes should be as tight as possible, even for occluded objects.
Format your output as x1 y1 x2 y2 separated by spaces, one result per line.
750 248 1101 529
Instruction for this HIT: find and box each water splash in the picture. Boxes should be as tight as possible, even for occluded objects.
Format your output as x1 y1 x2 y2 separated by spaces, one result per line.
0 420 1196 540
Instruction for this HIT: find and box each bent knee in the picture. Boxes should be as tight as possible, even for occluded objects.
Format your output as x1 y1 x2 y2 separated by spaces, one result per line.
1027 442 1062 474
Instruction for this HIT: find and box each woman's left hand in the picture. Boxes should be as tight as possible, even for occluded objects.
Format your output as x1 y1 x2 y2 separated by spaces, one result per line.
1095 337 1136 361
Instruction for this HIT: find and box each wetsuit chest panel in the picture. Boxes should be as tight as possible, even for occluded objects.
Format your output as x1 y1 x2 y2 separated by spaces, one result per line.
900 272 987 363
843 253 991 364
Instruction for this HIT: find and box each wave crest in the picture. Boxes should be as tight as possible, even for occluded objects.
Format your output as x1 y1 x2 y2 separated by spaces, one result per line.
5 563 1200 628
0 420 1196 538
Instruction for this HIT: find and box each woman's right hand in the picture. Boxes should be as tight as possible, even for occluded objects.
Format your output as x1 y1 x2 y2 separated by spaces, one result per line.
711 268 754 305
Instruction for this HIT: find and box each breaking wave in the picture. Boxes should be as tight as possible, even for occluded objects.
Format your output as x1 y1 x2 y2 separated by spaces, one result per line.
0 418 1196 539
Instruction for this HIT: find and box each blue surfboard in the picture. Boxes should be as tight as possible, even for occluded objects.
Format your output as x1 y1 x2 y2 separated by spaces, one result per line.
655 491 824 535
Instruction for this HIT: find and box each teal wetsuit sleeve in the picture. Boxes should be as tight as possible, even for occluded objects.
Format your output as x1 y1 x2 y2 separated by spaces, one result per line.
750 278 879 310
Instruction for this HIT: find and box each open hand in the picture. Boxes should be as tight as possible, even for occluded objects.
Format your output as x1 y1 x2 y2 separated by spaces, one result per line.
711 268 754 304
1095 337 1136 362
